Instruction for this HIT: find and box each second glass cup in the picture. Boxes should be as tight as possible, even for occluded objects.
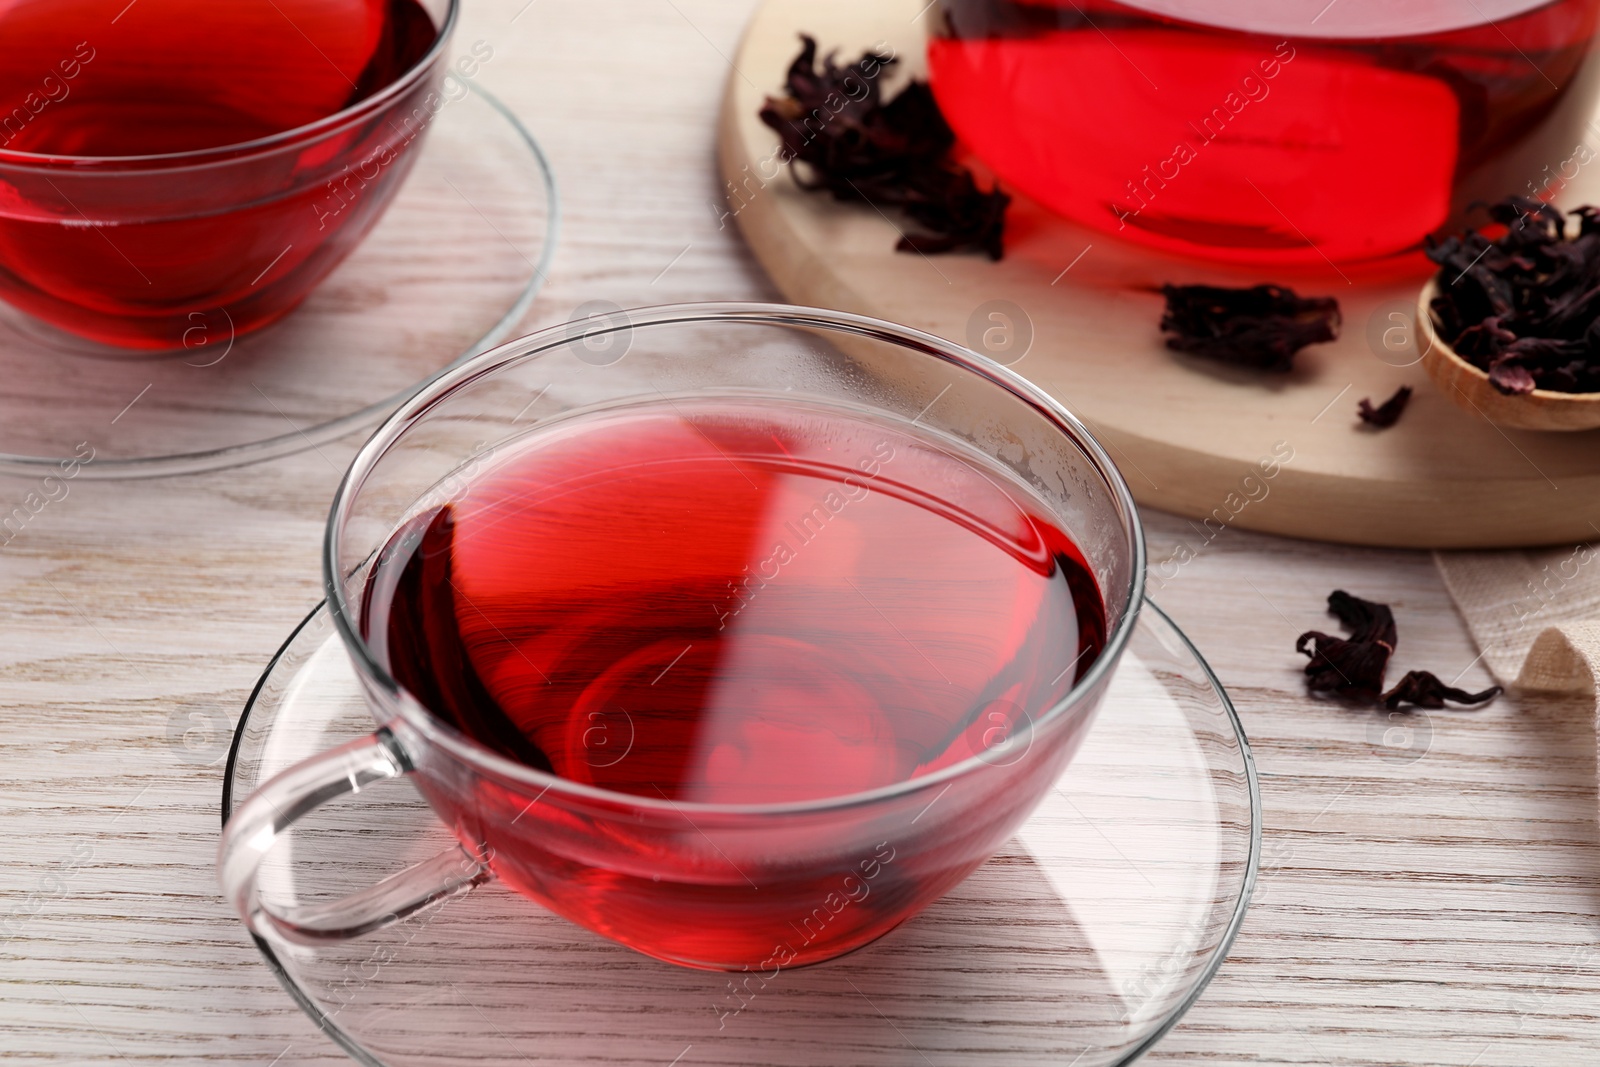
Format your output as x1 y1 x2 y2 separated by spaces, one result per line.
218 303 1147 971
0 0 457 351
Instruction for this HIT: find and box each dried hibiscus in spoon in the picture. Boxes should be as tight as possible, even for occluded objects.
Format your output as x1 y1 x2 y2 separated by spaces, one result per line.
1296 590 1501 711
758 36 1010 260
1427 196 1600 395
1159 284 1341 372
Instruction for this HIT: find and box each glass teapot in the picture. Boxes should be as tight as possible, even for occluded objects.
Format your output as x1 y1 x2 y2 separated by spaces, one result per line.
929 0 1600 266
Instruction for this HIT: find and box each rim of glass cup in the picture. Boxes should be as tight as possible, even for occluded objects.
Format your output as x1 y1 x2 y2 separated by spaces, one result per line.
324 302 1149 817
0 0 459 168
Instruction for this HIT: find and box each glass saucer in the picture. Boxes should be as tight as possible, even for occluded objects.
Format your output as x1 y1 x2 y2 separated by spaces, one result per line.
0 86 558 479
222 599 1259 1067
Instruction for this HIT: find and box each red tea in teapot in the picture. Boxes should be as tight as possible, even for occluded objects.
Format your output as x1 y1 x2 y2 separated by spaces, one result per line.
929 0 1600 265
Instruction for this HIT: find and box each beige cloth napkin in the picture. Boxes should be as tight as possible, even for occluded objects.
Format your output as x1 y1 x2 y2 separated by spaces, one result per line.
1434 546 1600 694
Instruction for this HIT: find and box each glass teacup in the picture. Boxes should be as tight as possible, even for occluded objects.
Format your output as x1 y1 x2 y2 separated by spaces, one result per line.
217 303 1147 971
0 0 459 350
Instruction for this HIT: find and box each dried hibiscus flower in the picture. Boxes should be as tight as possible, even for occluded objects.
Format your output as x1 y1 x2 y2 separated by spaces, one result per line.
1296 590 1396 702
1296 590 1502 714
1427 196 1600 395
1160 284 1341 372
759 36 1009 260
1382 670 1502 710
1358 385 1412 429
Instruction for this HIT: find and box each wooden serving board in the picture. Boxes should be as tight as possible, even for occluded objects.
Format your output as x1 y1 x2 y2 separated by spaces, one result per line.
718 0 1600 549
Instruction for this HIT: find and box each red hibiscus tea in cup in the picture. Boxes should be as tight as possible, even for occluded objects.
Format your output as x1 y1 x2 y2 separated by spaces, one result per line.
215 307 1145 973
929 0 1600 265
0 0 452 350
361 398 1106 963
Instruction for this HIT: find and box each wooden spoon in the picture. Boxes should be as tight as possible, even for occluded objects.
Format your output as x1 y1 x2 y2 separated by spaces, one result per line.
1418 279 1600 432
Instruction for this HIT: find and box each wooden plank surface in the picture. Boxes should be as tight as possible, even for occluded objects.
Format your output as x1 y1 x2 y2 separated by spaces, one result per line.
0 1 1597 1065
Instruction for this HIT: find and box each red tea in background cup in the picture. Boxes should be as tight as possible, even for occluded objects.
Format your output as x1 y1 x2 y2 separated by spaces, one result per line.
0 0 454 350
929 0 1600 266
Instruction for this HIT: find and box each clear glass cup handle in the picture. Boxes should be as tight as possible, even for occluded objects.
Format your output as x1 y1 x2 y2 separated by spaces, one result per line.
218 728 492 946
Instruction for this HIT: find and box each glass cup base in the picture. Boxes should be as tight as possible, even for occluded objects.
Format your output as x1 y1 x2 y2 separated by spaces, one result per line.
222 597 1259 1067
0 85 558 479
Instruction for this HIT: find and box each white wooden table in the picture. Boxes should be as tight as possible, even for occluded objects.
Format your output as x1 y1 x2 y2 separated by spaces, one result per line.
2 2 1596 1064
